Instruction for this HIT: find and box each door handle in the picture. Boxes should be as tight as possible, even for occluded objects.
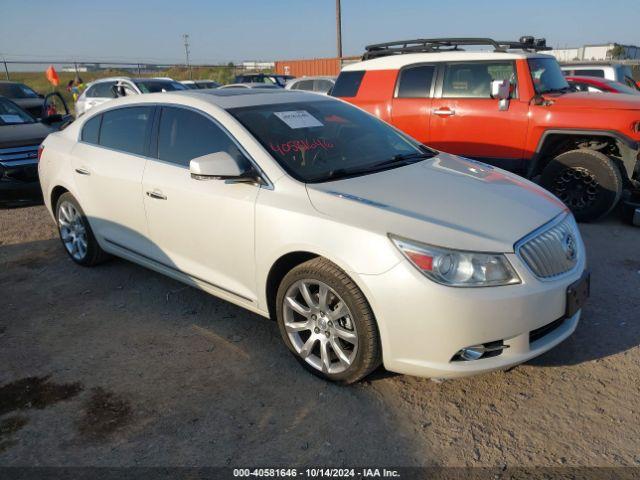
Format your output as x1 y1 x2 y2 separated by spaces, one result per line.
75 168 90 175
146 190 167 200
433 108 456 117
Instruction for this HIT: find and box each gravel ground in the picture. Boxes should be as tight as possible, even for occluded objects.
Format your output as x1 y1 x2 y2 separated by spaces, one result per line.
0 205 638 467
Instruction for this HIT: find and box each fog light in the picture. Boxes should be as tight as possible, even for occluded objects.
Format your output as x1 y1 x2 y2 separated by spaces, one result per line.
459 346 485 361
452 341 509 362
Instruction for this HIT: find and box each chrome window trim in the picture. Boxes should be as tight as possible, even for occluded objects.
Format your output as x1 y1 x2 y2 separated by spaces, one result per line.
75 102 273 190
513 211 582 282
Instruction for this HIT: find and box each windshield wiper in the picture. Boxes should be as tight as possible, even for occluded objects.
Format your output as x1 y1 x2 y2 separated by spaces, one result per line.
317 151 435 183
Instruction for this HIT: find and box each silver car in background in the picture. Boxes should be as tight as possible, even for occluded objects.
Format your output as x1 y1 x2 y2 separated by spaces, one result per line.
285 76 336 95
75 77 187 116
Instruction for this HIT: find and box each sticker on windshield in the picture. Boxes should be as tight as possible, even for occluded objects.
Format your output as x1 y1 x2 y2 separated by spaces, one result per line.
0 114 25 123
274 110 323 129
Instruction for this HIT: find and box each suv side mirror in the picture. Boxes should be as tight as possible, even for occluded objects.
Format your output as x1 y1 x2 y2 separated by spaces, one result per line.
491 79 511 100
189 151 262 185
491 79 511 111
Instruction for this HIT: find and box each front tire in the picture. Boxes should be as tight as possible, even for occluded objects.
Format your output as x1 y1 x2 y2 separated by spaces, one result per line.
56 192 109 266
540 149 623 222
275 258 381 384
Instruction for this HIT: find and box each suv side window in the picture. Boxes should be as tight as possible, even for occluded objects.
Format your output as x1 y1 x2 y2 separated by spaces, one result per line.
292 79 314 91
396 65 436 98
87 81 117 98
157 107 248 168
331 71 365 98
443 62 515 98
99 106 153 156
81 114 102 144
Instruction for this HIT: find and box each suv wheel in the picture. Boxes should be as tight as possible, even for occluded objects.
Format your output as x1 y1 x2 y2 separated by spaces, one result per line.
541 149 623 222
56 192 109 266
275 258 381 384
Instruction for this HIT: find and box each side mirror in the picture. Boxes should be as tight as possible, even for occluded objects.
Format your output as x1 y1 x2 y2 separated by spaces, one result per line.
491 79 511 111
189 151 262 185
491 79 511 100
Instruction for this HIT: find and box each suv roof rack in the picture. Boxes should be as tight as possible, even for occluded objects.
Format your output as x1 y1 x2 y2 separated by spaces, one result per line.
362 36 551 60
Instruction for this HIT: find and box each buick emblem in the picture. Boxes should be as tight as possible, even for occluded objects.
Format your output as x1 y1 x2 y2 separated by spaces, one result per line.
562 233 577 261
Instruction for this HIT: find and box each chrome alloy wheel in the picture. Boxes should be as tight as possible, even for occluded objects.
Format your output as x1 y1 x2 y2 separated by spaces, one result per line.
58 201 88 261
283 279 358 374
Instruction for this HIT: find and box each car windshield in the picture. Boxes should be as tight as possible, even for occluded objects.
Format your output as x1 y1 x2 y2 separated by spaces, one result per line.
529 58 571 94
0 98 35 125
134 80 187 93
228 100 433 183
610 81 640 95
0 83 39 99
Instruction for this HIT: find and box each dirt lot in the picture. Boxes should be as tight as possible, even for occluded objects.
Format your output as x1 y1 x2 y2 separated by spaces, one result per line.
0 205 638 467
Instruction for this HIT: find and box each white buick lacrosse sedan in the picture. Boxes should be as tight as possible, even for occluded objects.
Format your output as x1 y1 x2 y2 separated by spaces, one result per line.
38 89 589 383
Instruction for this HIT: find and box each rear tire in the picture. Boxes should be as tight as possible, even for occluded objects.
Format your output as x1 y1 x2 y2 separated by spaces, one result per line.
275 257 381 384
540 149 623 222
56 192 109 266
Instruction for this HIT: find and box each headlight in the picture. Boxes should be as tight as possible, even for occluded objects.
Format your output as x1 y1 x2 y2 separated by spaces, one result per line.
390 235 521 287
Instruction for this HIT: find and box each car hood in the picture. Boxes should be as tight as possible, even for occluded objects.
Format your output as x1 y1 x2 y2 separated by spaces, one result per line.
545 92 640 110
306 153 567 252
0 122 55 149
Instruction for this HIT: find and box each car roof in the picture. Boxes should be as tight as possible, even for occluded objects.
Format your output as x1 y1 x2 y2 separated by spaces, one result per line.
290 76 336 81
221 83 280 88
343 51 554 71
82 89 333 112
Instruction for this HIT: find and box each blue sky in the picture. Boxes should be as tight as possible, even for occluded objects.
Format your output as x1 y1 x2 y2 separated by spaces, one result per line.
1 0 637 63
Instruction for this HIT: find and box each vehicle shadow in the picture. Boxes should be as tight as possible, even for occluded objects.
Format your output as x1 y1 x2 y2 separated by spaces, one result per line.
0 229 423 466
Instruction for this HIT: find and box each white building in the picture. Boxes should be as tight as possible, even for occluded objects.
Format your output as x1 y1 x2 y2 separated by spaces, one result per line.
549 43 640 61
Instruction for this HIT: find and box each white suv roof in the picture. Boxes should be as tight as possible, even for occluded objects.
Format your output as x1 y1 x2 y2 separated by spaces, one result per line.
344 51 553 72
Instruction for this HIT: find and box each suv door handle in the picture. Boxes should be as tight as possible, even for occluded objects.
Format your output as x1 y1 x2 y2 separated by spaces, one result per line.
146 190 167 200
433 108 456 117
75 168 90 175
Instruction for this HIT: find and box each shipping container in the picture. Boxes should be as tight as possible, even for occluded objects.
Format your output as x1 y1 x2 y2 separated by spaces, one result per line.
275 57 359 77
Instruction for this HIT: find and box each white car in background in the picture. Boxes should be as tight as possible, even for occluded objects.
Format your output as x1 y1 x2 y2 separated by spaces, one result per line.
75 77 187 116
285 76 336 95
38 89 589 383
180 80 221 90
217 83 281 90
560 63 639 90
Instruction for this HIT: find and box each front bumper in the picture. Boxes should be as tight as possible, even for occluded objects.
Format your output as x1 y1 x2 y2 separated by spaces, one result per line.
0 162 42 204
357 251 587 379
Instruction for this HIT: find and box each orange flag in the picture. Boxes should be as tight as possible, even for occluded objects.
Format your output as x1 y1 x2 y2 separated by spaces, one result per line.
45 65 60 86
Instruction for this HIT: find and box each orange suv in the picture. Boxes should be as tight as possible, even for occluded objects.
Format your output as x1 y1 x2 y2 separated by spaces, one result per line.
332 37 640 221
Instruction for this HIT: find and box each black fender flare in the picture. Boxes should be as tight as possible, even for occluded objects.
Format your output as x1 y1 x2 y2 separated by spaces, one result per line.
529 129 639 181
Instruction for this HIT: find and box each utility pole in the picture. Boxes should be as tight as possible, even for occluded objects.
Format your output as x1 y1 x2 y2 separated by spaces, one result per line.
1 56 9 80
182 33 193 80
336 0 342 59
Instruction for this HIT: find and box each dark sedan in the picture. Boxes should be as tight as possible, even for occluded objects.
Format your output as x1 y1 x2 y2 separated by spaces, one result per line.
0 81 45 119
0 96 69 206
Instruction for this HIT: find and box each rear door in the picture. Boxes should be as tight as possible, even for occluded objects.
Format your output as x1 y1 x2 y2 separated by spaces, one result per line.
429 61 529 169
71 105 156 253
141 106 259 301
390 64 436 144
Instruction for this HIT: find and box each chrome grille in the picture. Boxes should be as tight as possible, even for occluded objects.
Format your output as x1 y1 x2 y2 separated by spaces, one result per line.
0 145 39 165
516 214 581 279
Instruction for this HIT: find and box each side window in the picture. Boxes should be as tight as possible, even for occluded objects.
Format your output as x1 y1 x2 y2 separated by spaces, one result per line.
443 62 515 98
396 65 436 98
81 114 102 144
293 80 314 91
331 71 365 97
99 106 153 156
577 69 605 78
157 107 247 168
87 82 117 98
314 79 334 92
